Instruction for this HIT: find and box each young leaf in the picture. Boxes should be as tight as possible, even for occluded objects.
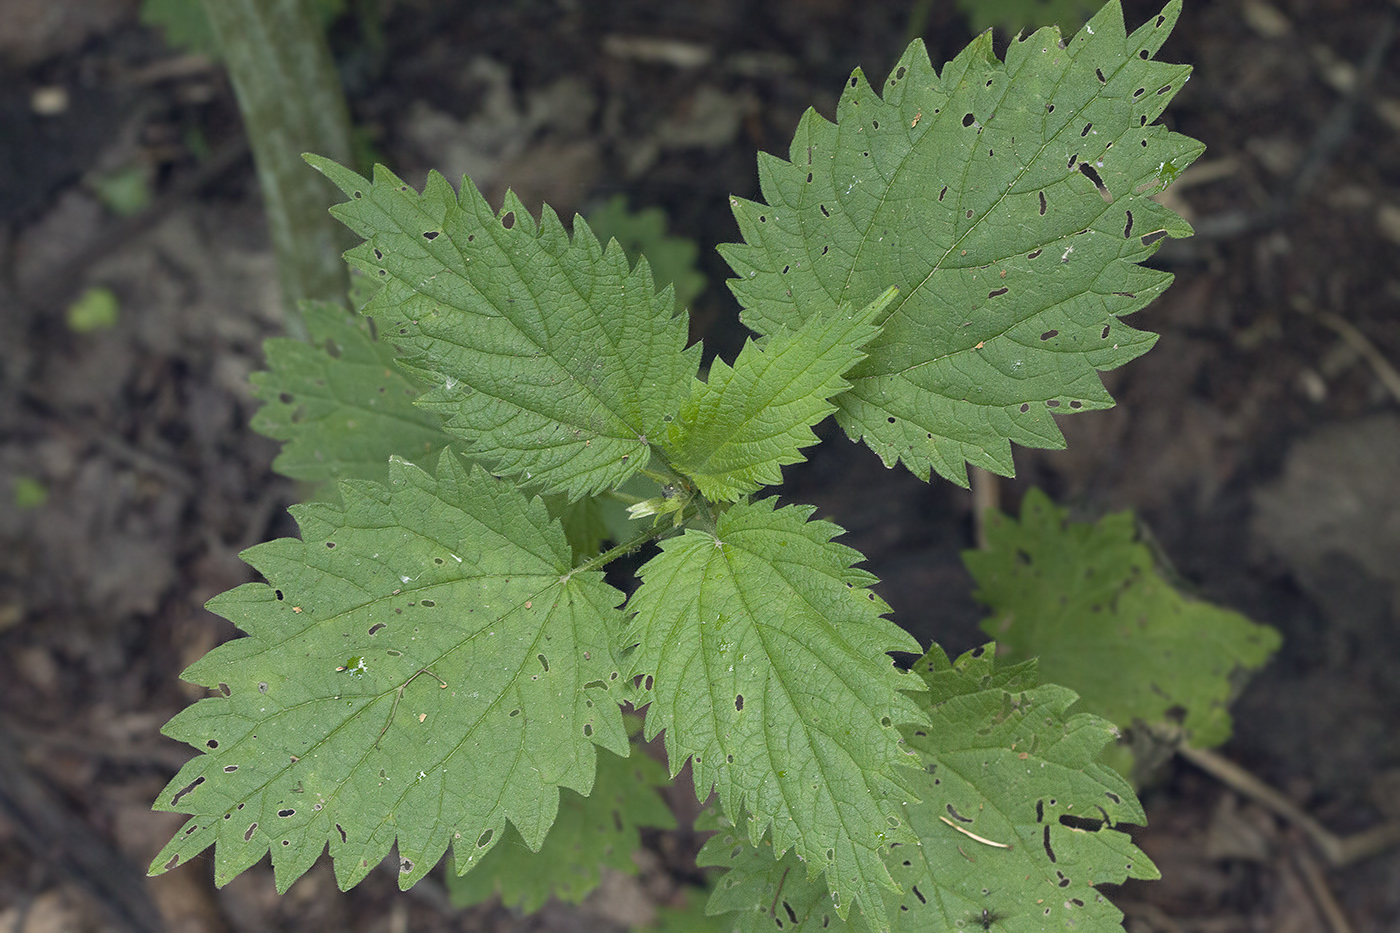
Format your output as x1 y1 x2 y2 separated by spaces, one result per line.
624 498 928 928
444 744 675 911
305 155 701 500
665 287 893 501
964 488 1281 748
720 2 1203 486
250 300 453 490
150 453 629 892
702 645 1158 933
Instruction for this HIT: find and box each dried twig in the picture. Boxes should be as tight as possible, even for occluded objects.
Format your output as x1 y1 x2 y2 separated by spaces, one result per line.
1291 846 1355 933
969 466 1000 551
1293 299 1400 405
1179 744 1400 868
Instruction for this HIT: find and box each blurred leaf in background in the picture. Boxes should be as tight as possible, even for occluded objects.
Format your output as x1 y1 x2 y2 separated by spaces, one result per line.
87 164 152 216
66 286 120 333
586 195 706 312
12 477 48 509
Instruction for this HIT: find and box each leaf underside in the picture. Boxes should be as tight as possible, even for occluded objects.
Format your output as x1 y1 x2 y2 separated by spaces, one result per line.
306 155 700 501
250 300 454 491
150 453 629 892
702 645 1158 933
625 498 927 928
721 0 1203 486
964 488 1282 748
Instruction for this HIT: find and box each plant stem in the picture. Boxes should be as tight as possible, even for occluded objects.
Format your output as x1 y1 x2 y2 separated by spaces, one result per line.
601 489 647 507
202 0 355 339
569 524 676 577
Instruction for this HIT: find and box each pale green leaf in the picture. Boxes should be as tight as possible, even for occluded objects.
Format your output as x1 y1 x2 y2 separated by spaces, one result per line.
702 645 1158 933
150 453 629 892
625 498 927 928
444 744 675 911
306 155 700 500
250 300 453 490
720 2 1203 486
665 288 892 501
964 488 1282 747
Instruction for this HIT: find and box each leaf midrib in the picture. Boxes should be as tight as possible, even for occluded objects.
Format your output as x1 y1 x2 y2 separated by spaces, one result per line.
831 37 1142 376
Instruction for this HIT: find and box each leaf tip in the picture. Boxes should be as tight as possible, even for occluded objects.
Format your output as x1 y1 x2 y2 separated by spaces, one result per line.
303 152 368 198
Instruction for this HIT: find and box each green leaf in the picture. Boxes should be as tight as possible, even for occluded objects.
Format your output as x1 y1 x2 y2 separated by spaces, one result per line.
720 2 1203 486
150 453 629 892
665 287 893 501
306 155 701 501
890 644 1158 932
625 498 927 928
444 744 675 911
964 488 1281 748
699 806 855 933
703 645 1158 933
250 300 454 490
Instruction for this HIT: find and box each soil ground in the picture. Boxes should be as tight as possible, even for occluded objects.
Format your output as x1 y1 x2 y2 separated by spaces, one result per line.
2 1 1399 931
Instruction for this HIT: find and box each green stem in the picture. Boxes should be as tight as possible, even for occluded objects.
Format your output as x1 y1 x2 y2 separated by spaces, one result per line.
638 466 681 488
203 0 355 339
601 489 647 507
641 445 692 490
693 494 723 536
569 524 675 577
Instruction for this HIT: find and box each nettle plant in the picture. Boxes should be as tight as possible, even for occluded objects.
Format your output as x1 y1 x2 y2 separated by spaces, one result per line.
150 4 1279 930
